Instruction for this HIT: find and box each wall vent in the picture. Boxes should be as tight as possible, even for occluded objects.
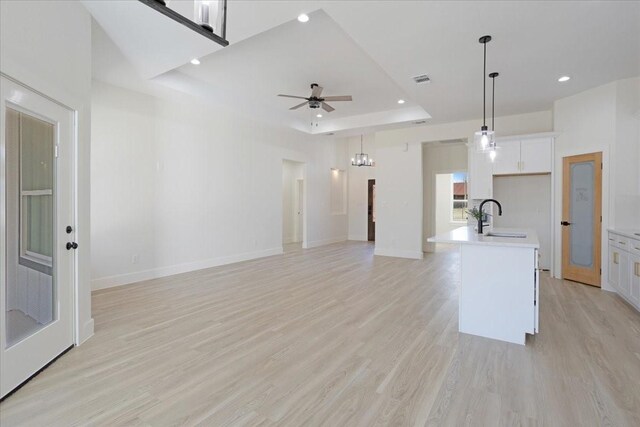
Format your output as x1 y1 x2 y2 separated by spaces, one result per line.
412 74 431 84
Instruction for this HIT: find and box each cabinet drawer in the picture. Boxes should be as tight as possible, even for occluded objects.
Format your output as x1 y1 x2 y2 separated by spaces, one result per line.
612 235 630 250
630 238 640 256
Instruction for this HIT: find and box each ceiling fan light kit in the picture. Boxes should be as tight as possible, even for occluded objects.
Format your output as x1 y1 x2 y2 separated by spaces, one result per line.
139 0 229 47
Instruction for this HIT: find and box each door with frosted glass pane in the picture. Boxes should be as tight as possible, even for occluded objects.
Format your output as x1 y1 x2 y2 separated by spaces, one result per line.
1 77 75 398
561 152 602 287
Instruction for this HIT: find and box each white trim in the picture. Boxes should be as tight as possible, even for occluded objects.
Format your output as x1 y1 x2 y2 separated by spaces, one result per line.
494 131 560 142
304 236 347 249
79 318 94 344
374 247 424 259
21 189 52 196
91 247 284 291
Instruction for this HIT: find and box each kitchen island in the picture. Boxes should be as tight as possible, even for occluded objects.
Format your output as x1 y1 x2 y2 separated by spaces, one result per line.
428 226 540 345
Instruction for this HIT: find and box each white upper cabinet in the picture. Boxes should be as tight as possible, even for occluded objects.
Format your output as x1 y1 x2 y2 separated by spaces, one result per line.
493 137 553 175
520 138 552 174
492 140 521 175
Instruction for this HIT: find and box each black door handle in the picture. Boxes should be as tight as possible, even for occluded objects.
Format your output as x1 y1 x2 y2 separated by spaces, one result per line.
66 242 78 250
560 221 571 226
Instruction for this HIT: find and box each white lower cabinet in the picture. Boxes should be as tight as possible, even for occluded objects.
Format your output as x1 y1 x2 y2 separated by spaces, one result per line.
630 253 640 306
608 230 640 311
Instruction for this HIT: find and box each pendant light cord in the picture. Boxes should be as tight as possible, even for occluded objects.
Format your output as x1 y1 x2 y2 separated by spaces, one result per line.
491 74 495 131
483 41 486 128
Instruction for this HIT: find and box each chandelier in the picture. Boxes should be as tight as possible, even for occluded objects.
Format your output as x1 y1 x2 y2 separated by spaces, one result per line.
351 135 374 167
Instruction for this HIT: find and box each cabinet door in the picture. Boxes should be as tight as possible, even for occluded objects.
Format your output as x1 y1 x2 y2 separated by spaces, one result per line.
492 140 521 175
468 148 492 200
630 254 640 306
618 251 631 297
521 138 552 174
609 244 620 289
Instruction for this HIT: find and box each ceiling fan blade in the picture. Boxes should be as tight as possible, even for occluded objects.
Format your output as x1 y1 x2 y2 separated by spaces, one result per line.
322 95 352 102
290 101 309 110
321 102 335 112
278 94 308 100
311 85 323 98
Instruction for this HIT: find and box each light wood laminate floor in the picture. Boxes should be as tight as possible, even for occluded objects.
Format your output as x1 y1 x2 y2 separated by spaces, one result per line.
1 242 639 426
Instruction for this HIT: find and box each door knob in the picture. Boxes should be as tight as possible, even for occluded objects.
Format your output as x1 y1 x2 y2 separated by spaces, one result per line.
560 221 571 226
66 225 73 234
66 242 78 250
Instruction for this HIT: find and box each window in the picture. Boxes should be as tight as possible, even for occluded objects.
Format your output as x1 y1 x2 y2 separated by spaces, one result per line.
452 172 468 222
18 111 55 266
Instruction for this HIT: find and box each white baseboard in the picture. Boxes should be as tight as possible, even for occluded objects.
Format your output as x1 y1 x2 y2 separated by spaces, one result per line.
374 247 424 260
91 247 283 291
78 318 94 345
348 234 369 242
304 236 347 249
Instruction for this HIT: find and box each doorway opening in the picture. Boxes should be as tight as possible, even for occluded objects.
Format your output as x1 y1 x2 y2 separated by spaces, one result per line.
282 160 306 252
368 179 376 241
434 172 469 235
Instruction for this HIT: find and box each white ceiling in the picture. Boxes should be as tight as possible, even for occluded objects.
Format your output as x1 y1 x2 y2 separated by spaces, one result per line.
87 0 640 135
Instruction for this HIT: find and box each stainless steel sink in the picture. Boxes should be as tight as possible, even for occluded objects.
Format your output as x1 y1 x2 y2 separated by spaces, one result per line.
486 232 527 238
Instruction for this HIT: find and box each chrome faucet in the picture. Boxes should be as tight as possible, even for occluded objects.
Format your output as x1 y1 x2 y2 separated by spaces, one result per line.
478 199 502 234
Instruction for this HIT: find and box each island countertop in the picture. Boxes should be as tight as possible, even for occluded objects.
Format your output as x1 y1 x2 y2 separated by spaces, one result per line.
428 226 540 249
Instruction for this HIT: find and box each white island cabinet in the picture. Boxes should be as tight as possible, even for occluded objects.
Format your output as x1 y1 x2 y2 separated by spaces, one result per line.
428 226 540 345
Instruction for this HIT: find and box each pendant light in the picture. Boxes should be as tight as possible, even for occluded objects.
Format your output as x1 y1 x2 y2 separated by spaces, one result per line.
351 135 374 167
488 72 499 161
474 35 494 152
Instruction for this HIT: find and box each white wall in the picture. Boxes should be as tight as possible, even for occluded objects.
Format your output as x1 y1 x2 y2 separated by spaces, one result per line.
553 77 640 290
91 81 348 289
493 175 552 269
1 0 94 343
435 174 460 235
423 143 468 251
553 82 616 289
375 111 553 259
282 160 304 244
613 77 640 229
347 134 376 241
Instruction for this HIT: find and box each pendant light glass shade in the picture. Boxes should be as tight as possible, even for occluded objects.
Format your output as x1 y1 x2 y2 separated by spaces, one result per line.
474 126 495 152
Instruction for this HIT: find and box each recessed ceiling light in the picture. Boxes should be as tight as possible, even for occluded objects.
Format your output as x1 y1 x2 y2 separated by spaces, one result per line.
316 114 322 118
297 14 309 23
190 58 200 65
558 76 570 82
397 99 405 104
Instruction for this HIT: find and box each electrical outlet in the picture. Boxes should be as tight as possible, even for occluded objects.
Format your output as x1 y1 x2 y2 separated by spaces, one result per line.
132 254 139 264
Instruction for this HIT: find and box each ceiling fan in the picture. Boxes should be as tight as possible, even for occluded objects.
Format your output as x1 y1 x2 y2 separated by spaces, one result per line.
278 83 352 112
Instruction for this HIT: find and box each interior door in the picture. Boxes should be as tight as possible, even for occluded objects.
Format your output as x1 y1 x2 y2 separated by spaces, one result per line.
561 152 602 287
1 77 75 398
368 179 375 241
